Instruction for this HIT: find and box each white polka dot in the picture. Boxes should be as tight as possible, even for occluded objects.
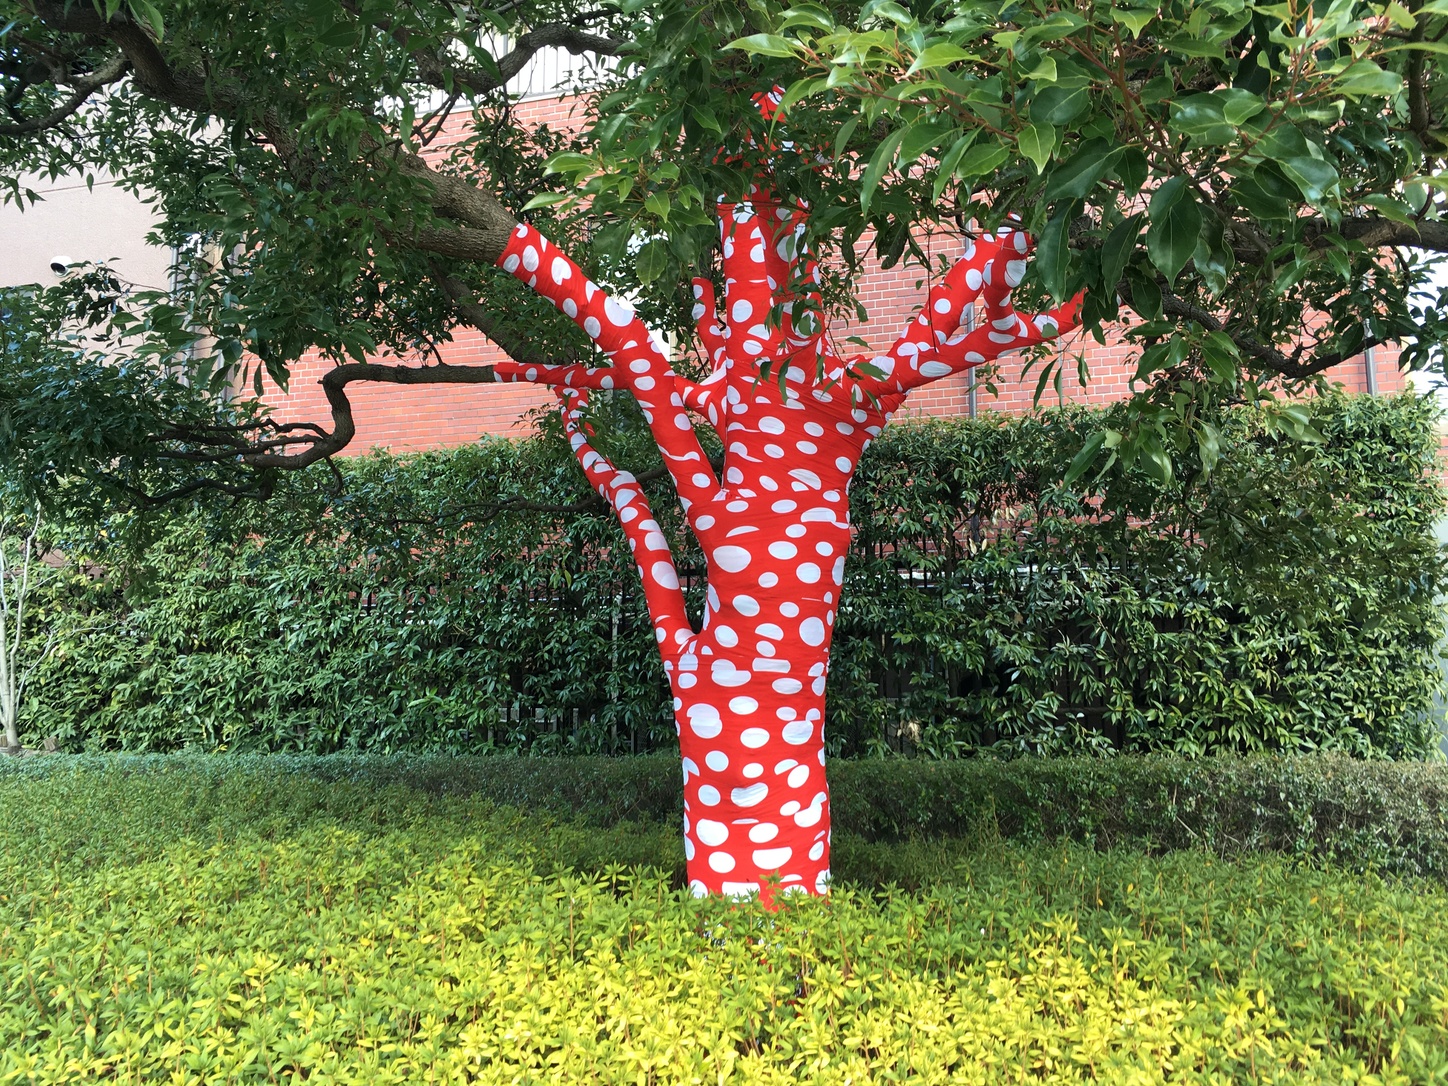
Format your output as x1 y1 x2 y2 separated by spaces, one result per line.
710 661 752 687
688 704 722 739
584 317 602 338
692 473 712 488
809 841 825 861
502 254 521 273
797 563 821 584
730 696 758 715
764 444 785 459
732 783 768 807
771 500 797 514
835 457 852 473
743 762 763 778
705 750 729 771
697 819 729 846
562 298 578 318
732 594 760 616
787 765 810 788
782 720 813 745
758 572 778 587
756 623 784 639
753 846 792 869
522 246 540 272
920 360 953 379
697 785 721 806
795 803 823 828
768 541 798 560
731 299 753 323
772 678 803 695
759 416 785 434
779 800 801 816
695 514 716 530
796 441 817 454
713 546 750 573
785 524 807 538
709 851 736 872
650 562 679 590
779 603 799 617
749 822 778 843
685 838 695 860
934 297 952 314
605 297 634 327
715 625 738 648
740 727 770 748
551 256 572 284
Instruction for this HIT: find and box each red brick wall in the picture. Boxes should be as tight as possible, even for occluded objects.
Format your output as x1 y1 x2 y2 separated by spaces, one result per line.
260 94 1403 451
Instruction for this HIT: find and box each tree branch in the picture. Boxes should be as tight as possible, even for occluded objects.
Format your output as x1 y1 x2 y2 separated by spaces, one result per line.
1154 290 1384 380
413 23 628 96
0 53 129 136
195 361 503 470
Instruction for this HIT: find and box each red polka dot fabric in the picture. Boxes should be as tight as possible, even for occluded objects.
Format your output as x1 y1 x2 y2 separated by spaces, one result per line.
489 114 1080 898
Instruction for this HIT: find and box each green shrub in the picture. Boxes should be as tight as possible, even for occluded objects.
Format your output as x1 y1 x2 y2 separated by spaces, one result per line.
1 761 1446 1083
3 752 1446 881
21 393 1448 757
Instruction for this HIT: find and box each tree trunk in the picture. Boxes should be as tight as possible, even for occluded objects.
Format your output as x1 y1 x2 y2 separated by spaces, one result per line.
669 382 859 897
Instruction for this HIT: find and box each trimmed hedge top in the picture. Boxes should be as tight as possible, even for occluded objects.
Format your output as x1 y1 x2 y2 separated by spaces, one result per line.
4 752 1445 882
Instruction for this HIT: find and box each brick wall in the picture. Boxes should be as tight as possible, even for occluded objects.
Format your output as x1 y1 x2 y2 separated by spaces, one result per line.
260 94 1403 451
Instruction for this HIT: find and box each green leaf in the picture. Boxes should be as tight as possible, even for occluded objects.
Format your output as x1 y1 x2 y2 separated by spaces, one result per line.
898 121 956 166
1063 430 1108 485
1043 140 1117 202
861 127 908 215
543 152 593 177
724 34 800 57
1114 147 1148 194
634 239 669 285
690 105 723 134
1146 177 1201 283
1279 157 1338 204
778 5 837 32
1193 208 1232 295
1169 94 1234 144
931 131 979 202
907 43 978 74
520 191 570 211
1017 124 1057 174
1111 7 1157 36
644 192 671 222
954 140 1010 180
1334 61 1402 98
1100 213 1144 292
1031 86 1090 126
1036 201 1079 302
1221 90 1266 126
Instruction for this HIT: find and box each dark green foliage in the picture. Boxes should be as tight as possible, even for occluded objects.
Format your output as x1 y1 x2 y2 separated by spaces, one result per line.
3 753 1445 882
21 394 1447 758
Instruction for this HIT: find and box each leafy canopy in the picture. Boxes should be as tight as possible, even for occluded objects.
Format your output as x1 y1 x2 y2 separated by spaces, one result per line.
0 0 1446 503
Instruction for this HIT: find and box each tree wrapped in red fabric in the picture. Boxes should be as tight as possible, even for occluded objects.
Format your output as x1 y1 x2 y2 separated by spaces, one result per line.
488 90 1081 897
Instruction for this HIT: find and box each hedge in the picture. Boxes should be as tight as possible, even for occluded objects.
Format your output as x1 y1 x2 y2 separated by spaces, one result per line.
2 759 1447 1083
3 752 1445 881
18 393 1448 757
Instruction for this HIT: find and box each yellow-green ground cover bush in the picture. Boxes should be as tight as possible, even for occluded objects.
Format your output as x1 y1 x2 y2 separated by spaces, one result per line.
2 759 1447 1084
